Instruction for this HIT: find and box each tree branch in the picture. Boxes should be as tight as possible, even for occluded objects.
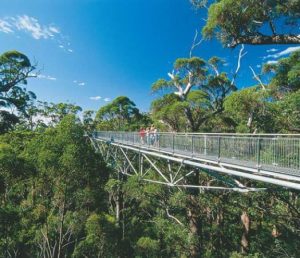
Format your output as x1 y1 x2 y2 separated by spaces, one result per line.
249 66 266 90
190 29 203 58
229 34 300 48
166 208 184 226
231 44 247 86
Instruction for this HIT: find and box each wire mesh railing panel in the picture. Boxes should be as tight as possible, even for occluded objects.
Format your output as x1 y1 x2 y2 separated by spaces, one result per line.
158 134 173 151
174 135 192 153
260 138 300 175
219 137 258 168
94 131 300 177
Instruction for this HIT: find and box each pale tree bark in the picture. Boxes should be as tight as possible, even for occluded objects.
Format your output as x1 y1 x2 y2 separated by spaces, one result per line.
241 211 250 254
231 44 247 86
249 66 266 90
166 208 184 226
190 29 203 58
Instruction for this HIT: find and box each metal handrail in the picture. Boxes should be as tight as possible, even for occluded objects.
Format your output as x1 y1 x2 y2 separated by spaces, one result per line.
94 131 300 177
98 130 300 137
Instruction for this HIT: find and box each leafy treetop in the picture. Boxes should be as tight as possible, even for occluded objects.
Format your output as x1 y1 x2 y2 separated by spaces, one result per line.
192 0 300 47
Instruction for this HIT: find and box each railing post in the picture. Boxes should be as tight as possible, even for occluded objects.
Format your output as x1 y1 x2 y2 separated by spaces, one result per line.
218 136 221 162
204 135 207 155
191 135 194 157
257 138 261 170
172 134 175 154
298 138 300 170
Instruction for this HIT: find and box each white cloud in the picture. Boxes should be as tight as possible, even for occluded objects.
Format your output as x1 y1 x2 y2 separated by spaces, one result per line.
14 15 60 39
267 60 278 65
266 48 278 53
73 80 86 86
0 15 73 52
256 64 261 68
30 73 57 81
38 74 57 80
104 98 111 102
264 46 300 59
90 96 101 101
49 26 60 34
0 19 13 33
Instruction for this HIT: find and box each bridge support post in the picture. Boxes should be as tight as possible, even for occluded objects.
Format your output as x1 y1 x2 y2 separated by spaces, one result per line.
257 138 262 171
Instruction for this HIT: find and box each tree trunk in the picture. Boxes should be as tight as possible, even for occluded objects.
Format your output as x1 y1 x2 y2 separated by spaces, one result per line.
187 201 201 257
186 171 202 257
184 107 197 132
241 211 250 254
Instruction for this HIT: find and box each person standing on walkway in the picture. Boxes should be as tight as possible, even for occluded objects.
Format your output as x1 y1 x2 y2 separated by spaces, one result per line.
146 127 150 145
139 127 145 144
150 125 155 146
153 126 159 147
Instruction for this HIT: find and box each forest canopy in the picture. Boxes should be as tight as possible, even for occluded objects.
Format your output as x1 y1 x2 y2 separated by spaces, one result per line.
0 0 300 257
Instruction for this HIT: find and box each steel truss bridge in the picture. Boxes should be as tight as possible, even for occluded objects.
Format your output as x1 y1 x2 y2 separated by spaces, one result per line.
90 132 300 191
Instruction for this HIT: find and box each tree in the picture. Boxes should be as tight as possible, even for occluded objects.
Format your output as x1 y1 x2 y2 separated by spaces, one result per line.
41 102 82 126
19 115 109 257
82 110 96 134
224 86 276 133
0 51 36 133
275 91 300 132
192 0 300 47
263 50 300 97
151 94 187 131
152 57 236 131
95 96 145 131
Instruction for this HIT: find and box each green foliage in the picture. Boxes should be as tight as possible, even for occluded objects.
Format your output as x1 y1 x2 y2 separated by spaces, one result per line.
151 56 235 131
224 86 276 133
263 51 300 95
96 96 151 131
1 31 300 258
151 57 206 96
136 237 160 257
275 91 300 132
151 93 186 131
73 213 119 257
0 51 36 133
198 0 300 47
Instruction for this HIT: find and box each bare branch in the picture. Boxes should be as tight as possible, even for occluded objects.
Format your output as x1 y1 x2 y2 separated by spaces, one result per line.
249 66 266 90
210 64 220 76
183 71 193 96
190 29 204 58
231 44 247 86
166 208 184 226
168 71 185 98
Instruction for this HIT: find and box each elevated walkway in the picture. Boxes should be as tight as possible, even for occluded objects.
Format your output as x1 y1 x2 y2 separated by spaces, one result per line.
92 131 300 190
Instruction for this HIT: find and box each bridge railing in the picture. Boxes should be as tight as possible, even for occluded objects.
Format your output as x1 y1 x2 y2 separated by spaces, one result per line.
94 131 300 177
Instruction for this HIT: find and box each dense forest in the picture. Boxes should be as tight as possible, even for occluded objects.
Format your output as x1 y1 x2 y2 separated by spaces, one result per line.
0 1 300 257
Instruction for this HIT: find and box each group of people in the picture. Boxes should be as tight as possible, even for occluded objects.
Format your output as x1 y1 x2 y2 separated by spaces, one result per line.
139 125 159 146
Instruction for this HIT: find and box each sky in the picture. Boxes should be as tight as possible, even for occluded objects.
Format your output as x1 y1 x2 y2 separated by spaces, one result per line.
0 0 299 112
